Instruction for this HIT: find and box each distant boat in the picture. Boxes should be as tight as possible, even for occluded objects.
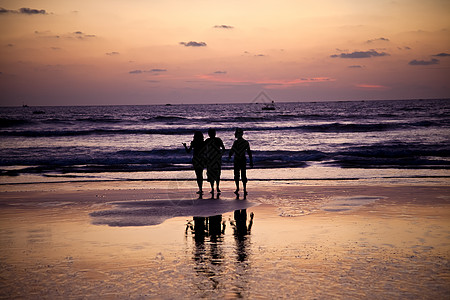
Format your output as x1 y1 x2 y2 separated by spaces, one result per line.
22 103 29 108
262 101 275 110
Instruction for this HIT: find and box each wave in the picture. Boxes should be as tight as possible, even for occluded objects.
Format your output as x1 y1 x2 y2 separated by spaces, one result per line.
0 148 319 168
0 118 34 128
331 143 450 169
0 120 444 137
150 116 188 121
1 143 448 176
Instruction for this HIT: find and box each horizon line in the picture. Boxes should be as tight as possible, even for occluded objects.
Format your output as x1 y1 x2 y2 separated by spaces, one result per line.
3 97 449 107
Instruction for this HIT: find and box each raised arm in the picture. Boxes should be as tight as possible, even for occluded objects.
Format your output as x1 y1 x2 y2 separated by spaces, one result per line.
183 142 192 153
247 212 254 233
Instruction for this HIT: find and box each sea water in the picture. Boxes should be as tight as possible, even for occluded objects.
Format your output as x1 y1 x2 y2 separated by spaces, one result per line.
0 99 449 186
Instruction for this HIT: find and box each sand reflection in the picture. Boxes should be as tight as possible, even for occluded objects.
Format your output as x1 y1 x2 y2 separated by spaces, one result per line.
185 209 254 297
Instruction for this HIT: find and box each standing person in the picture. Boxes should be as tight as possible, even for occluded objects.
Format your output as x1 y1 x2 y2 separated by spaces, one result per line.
229 128 253 196
183 131 205 195
204 128 225 196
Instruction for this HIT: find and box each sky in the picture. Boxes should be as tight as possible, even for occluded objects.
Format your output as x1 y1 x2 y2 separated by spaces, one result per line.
0 0 449 106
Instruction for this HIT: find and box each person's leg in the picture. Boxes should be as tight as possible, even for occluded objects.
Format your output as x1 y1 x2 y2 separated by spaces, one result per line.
242 165 248 195
209 180 214 194
206 167 214 194
216 167 221 193
195 168 203 193
233 166 240 194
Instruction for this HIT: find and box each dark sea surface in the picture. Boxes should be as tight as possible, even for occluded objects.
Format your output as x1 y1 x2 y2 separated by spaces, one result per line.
0 99 449 185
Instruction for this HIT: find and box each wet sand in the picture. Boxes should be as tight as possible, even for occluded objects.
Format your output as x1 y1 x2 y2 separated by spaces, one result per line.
0 183 449 299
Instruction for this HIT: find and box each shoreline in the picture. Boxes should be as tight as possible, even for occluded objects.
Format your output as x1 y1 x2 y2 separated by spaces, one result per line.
1 176 449 194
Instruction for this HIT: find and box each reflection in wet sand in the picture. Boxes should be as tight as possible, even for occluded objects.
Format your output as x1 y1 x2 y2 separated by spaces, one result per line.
186 210 254 297
1 186 449 298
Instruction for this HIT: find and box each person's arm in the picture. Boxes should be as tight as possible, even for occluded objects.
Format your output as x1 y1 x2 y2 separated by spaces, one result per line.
247 143 253 167
183 142 192 153
219 139 226 154
247 212 254 233
228 141 235 160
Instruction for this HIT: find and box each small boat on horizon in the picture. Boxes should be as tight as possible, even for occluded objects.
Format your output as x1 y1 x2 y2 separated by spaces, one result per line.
262 101 276 110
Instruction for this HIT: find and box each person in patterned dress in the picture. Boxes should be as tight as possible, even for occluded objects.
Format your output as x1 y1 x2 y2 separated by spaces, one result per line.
204 128 225 196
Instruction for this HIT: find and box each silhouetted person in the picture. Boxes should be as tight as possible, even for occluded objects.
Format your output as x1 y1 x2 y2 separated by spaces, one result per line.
192 216 207 245
186 215 225 243
186 215 226 288
205 128 225 196
183 131 205 195
232 209 254 262
229 128 253 196
233 209 254 237
208 215 226 239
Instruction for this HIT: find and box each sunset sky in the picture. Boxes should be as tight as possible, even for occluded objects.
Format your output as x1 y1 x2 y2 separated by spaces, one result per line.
1 0 449 105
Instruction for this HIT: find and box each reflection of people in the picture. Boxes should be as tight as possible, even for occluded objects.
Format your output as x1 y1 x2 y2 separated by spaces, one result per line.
192 216 207 245
233 209 254 237
232 209 254 262
183 131 205 195
186 215 226 239
186 215 226 278
208 215 225 243
205 128 225 196
229 128 253 196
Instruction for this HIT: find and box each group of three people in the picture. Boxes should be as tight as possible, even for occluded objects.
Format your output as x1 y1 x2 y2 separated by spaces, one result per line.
183 128 253 196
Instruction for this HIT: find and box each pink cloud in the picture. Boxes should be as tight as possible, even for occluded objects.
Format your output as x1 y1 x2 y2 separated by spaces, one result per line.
355 84 389 90
197 74 335 88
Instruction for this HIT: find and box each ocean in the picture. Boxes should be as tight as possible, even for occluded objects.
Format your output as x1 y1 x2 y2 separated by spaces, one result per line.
0 99 449 186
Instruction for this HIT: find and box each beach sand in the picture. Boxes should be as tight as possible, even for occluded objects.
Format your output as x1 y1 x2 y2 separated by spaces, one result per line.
0 182 449 299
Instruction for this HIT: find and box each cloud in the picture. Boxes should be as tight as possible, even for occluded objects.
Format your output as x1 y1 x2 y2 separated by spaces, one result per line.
366 37 390 43
214 71 227 74
129 69 167 74
242 51 267 57
197 74 335 88
34 31 60 39
348 65 363 68
71 31 96 39
408 58 439 65
106 52 120 56
433 53 450 57
331 50 389 59
213 25 234 29
19 8 47 14
0 7 47 14
355 84 389 89
180 41 207 47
